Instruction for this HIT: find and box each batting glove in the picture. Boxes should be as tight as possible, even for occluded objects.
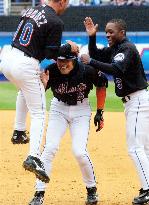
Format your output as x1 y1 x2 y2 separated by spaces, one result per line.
94 109 104 132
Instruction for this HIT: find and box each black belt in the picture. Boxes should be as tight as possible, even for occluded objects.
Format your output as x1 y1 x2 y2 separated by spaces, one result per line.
121 96 131 103
23 52 32 58
121 89 148 103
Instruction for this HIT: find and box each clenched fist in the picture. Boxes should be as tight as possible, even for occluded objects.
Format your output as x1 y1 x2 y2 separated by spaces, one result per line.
80 54 91 65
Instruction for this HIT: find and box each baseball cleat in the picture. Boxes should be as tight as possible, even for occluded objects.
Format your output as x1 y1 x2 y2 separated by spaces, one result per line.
29 191 45 205
132 189 149 205
85 187 99 205
11 130 30 144
23 155 50 183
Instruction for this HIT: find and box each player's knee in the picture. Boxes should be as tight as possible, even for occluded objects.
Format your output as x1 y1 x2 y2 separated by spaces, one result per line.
72 148 88 165
43 143 59 159
30 109 46 119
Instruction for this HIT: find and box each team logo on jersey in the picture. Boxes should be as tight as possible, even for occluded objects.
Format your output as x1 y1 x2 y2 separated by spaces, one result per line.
115 77 123 89
114 53 125 62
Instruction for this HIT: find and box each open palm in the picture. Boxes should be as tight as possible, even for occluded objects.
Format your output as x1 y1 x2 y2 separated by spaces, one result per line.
84 17 98 36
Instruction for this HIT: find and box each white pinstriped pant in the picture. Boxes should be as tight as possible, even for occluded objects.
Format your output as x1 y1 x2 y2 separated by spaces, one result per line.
0 46 46 158
124 89 149 190
35 97 96 191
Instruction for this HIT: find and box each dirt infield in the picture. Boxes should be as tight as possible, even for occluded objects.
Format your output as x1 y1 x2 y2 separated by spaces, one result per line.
0 111 140 205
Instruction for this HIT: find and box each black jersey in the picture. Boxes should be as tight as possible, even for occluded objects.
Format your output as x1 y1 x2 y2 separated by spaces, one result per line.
89 36 148 97
12 4 64 62
46 60 108 105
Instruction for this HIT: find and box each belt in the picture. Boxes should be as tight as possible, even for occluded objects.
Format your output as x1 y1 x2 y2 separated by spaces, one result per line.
121 89 148 103
121 96 130 103
24 52 32 58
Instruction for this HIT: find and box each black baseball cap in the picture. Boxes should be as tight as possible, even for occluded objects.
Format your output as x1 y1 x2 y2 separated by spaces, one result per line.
57 52 77 60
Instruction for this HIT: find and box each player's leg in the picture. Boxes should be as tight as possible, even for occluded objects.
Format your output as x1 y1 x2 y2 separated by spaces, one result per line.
143 91 149 161
40 103 68 178
14 90 28 131
20 60 48 181
70 100 98 205
29 98 68 204
0 48 30 144
0 46 20 86
11 90 29 144
1 48 29 144
1 48 47 180
125 93 149 205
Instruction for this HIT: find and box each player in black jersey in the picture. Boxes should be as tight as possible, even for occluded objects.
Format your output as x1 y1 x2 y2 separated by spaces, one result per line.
81 17 149 205
10 0 78 144
10 0 79 145
12 1 71 61
28 50 108 205
0 0 79 182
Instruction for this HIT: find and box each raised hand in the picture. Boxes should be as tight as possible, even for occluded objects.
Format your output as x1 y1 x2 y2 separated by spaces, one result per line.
84 17 98 36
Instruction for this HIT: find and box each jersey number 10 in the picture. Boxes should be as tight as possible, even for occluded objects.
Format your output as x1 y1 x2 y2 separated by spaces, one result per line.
13 20 34 47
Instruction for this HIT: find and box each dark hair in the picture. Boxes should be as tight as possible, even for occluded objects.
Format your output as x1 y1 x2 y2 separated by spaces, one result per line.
107 19 127 35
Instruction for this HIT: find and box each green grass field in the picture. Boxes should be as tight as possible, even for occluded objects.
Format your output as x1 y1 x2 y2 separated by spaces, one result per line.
0 81 124 112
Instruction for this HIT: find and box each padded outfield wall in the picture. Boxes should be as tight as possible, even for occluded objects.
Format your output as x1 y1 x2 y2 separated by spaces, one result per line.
0 32 149 81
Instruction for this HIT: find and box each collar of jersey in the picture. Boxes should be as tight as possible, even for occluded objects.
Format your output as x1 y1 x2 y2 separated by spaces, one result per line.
112 37 129 49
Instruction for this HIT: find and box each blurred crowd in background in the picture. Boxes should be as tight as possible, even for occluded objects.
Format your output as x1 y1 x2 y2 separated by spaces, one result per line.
10 0 149 6
0 0 148 17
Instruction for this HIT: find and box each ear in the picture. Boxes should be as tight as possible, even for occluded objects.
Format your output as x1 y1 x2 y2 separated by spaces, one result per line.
59 0 64 6
120 30 125 36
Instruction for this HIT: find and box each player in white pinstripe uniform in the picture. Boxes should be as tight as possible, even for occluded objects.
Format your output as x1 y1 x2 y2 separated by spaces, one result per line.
28 50 108 205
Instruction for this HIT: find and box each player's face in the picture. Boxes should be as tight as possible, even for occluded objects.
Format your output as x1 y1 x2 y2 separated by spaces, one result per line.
57 59 74 74
105 22 125 47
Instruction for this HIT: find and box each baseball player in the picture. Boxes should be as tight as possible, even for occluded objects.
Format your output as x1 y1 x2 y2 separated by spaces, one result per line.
10 2 79 145
0 0 79 182
28 50 108 205
81 17 149 205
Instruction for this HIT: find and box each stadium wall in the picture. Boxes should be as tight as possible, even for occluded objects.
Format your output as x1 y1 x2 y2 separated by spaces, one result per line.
0 6 149 32
0 32 149 81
